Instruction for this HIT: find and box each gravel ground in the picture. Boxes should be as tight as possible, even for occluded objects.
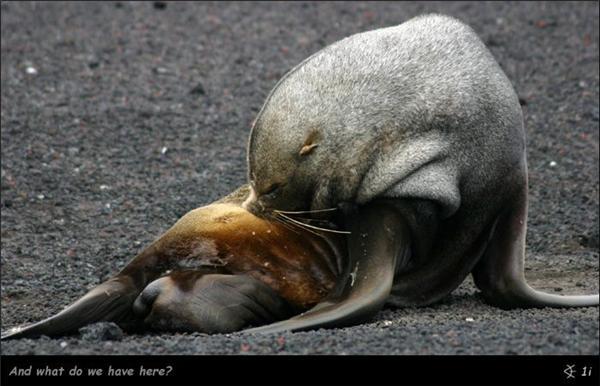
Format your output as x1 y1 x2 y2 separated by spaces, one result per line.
1 1 598 355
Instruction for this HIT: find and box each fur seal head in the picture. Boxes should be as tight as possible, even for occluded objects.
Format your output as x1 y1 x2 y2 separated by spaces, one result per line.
244 121 333 216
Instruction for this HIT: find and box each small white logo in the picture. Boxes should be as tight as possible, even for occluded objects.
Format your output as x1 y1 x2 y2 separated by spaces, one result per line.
563 364 576 380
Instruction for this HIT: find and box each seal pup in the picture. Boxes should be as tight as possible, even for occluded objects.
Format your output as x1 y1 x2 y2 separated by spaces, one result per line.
242 14 599 333
1 185 346 339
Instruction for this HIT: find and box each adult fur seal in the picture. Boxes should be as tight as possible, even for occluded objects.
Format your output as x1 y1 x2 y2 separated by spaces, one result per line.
241 14 599 333
1 185 346 339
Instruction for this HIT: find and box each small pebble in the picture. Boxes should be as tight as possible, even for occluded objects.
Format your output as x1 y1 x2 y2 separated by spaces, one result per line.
161 146 168 154
60 341 68 348
25 66 38 75
37 194 45 200
549 161 557 167
80 322 124 341
465 317 475 322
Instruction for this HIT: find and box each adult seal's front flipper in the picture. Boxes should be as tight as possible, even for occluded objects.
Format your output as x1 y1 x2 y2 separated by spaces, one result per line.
243 201 410 334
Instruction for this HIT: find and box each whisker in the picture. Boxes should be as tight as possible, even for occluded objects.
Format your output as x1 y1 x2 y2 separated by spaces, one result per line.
277 212 351 235
274 208 338 215
274 210 337 228
292 216 333 224
275 213 322 238
272 215 301 235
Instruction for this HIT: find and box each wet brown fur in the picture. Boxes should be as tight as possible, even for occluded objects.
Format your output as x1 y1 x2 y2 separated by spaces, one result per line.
145 201 341 308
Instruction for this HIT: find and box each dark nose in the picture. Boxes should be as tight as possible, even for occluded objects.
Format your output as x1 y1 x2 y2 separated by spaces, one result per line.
247 199 266 217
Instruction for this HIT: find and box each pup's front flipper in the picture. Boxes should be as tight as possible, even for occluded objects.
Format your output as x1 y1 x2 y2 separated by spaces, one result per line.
132 270 295 333
243 200 411 334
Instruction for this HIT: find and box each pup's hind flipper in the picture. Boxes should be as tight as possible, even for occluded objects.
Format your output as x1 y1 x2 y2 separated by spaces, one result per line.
1 276 139 340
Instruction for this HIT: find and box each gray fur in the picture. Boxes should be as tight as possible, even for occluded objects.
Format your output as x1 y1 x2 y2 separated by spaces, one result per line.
247 14 523 217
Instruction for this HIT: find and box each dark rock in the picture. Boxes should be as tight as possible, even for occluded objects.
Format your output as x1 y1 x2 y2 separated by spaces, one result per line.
189 83 206 96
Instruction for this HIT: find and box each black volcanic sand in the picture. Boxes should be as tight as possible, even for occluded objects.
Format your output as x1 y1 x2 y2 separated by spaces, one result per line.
1 1 598 355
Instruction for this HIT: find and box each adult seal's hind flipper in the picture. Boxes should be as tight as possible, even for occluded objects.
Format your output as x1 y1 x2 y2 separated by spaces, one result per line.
244 200 411 334
473 160 599 308
0 276 139 340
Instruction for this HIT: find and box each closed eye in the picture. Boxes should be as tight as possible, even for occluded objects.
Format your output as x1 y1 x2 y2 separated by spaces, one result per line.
262 183 280 196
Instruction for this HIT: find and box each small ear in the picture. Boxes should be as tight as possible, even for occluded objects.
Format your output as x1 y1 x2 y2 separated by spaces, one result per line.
299 143 318 156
